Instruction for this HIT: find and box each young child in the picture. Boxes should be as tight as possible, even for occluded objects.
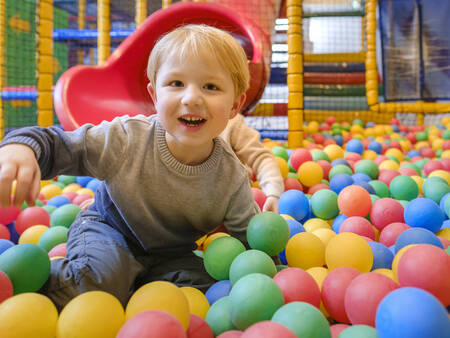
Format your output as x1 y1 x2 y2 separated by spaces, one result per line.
0 24 260 310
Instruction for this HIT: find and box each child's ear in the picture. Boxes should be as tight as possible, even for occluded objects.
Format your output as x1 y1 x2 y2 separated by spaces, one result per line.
230 93 246 119
147 83 156 103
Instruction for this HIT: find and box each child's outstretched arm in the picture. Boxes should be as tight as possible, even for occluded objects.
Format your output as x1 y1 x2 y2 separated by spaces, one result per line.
0 144 41 208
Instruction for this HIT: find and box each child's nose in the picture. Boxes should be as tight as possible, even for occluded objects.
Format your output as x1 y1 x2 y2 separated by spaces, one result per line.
181 85 202 106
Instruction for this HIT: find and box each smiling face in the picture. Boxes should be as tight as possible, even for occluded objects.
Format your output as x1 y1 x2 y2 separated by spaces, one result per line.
148 49 246 164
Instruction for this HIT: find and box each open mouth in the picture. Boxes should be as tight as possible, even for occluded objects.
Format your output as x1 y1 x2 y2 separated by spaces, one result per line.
178 116 206 127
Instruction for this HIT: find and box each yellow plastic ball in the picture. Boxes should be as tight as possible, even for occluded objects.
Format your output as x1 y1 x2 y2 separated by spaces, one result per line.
62 183 83 194
350 124 363 134
436 228 450 241
0 293 58 338
180 286 210 319
280 214 295 221
303 218 331 232
385 148 403 162
442 150 450 159
285 232 325 270
442 116 450 125
308 121 319 133
399 140 411 152
373 226 380 242
362 150 377 161
275 157 289 179
306 266 330 317
125 281 190 330
297 161 323 187
379 160 400 171
18 225 49 245
324 144 345 162
57 291 125 338
372 268 396 282
392 244 416 282
410 175 424 194
264 141 279 149
415 141 429 150
432 138 444 151
40 184 63 200
76 188 95 197
429 170 450 185
40 180 52 189
312 228 336 247
202 232 230 252
325 232 373 272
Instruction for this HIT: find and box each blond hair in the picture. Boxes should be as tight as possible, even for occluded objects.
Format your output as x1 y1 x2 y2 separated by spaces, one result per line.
147 24 250 98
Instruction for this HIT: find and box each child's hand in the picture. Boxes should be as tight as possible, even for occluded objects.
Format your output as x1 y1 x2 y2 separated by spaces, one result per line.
0 144 41 208
80 198 94 210
263 196 279 213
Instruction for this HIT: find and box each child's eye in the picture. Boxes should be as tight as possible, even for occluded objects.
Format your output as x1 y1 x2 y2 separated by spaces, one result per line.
204 83 219 91
169 80 183 87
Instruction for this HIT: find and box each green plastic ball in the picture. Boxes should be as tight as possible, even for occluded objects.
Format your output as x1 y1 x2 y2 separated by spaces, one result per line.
58 175 77 186
203 236 246 280
50 204 82 228
423 180 450 204
0 243 50 294
247 212 290 256
399 163 421 176
38 226 69 252
272 146 289 161
329 164 353 180
311 150 330 162
368 180 390 198
310 189 339 220
339 325 378 338
229 250 277 285
205 296 236 336
355 160 379 179
390 175 419 201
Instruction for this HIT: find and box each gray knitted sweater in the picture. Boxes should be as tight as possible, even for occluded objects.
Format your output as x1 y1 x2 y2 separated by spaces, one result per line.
2 115 259 252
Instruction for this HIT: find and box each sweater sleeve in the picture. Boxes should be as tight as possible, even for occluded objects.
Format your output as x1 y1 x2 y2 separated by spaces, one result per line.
225 115 284 198
0 116 132 180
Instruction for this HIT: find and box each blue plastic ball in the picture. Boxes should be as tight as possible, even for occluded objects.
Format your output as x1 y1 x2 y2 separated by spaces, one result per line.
331 158 350 167
376 287 450 338
0 239 14 255
86 178 102 192
330 174 354 194
368 141 382 154
439 192 450 219
408 150 420 158
346 139 364 154
76 176 93 187
278 190 310 222
404 198 445 233
332 213 348 233
353 181 376 195
368 242 394 270
205 280 232 305
395 227 443 253
46 195 71 208
6 222 19 244
333 135 344 146
286 219 305 237
352 173 371 183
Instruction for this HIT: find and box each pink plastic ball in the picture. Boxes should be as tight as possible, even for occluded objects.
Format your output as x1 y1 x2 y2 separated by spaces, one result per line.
252 188 266 210
116 310 187 338
290 149 313 171
398 167 418 176
321 267 361 323
339 217 375 240
424 160 444 176
344 272 398 326
330 324 349 338
72 193 94 206
187 314 214 338
48 243 67 258
216 331 243 338
379 222 410 247
15 206 50 235
242 321 297 338
0 224 10 240
378 170 400 187
62 192 78 202
0 203 21 226
273 267 321 308
0 270 13 303
317 160 332 180
283 178 303 192
441 158 450 171
370 198 404 231
308 183 329 196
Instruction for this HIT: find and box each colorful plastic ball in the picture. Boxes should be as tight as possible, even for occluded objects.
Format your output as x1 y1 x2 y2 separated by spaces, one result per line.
395 227 443 253
126 281 190 329
14 206 50 235
0 239 14 255
397 244 450 306
273 267 321 308
331 213 348 233
241 321 296 338
378 169 400 187
0 223 10 240
321 267 361 323
344 272 398 326
203 236 246 280
205 280 232 305
72 193 94 206
283 178 303 192
0 203 21 226
58 291 125 338
50 204 81 228
375 287 450 338
370 198 404 231
38 226 68 252
290 149 313 171
0 293 58 338
324 144 345 162
274 157 289 178
247 212 290 256
312 228 336 247
46 195 71 208
298 161 324 187
229 250 277 285
286 219 305 237
310 189 339 220
0 270 13 303
325 232 373 272
180 286 210 319
48 242 67 258
404 198 444 232
423 179 450 204
202 232 230 252
368 241 394 270
367 180 390 198
205 296 236 336
40 184 63 200
429 170 450 185
117 310 186 338
271 301 331 338
303 218 330 232
311 149 330 162
389 175 419 201
272 146 289 161
339 216 375 240
330 324 349 338
0 243 50 294
18 225 49 245
351 172 371 183
379 222 410 247
368 141 382 154
286 232 325 270
76 176 93 187
329 173 354 194
278 190 310 222
346 139 364 154
187 314 214 338
354 160 379 179
337 185 371 217
329 164 353 180
339 325 378 338
229 273 284 330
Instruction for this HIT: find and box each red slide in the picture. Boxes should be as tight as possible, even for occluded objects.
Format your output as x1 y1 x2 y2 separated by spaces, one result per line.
54 1 280 131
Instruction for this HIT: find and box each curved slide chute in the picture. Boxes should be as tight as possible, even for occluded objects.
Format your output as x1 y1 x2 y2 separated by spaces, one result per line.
54 1 280 130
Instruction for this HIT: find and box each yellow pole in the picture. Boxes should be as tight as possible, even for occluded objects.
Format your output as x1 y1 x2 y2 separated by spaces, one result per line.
162 0 172 9
98 0 110 64
286 0 303 149
37 0 54 126
135 0 146 27
78 0 86 64
0 0 4 138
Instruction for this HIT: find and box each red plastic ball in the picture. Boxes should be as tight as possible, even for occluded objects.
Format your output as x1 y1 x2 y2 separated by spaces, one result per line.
443 140 450 150
72 193 94 206
316 160 332 180
424 160 444 176
283 178 303 192
398 167 418 176
116 310 187 338
0 224 10 240
344 272 398 326
390 118 400 125
252 188 267 210
323 139 336 146
339 216 375 240
330 324 349 338
374 155 388 165
187 314 214 338
0 270 13 303
15 206 50 235
312 133 325 145
441 158 450 171
378 222 410 247
420 147 435 158
389 141 401 150
321 267 361 323
273 267 321 308
397 244 450 306
290 149 313 171
326 116 337 125
62 192 78 202
242 321 297 338
337 185 372 217
308 183 330 196
378 170 400 187
370 198 404 231
345 153 362 162
48 243 67 258
0 203 21 226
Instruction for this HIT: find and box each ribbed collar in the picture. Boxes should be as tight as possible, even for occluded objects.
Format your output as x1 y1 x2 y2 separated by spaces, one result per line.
155 119 223 176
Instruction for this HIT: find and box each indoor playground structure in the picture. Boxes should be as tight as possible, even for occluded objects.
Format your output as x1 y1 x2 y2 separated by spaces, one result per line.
0 0 450 337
